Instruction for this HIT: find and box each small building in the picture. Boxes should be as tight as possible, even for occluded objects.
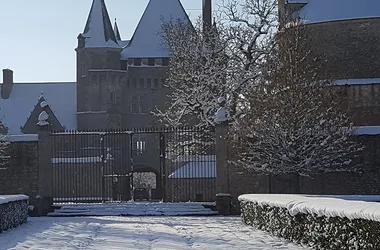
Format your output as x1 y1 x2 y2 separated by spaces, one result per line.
167 155 216 202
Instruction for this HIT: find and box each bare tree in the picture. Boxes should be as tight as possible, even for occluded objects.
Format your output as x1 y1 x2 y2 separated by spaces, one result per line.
231 22 362 176
155 0 278 127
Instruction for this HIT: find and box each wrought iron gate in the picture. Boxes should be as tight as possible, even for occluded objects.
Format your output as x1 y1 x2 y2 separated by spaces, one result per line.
51 127 216 203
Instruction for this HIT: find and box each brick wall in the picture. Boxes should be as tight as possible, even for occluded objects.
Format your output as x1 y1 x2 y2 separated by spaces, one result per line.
227 135 380 213
308 18 380 80
166 178 216 202
0 141 39 205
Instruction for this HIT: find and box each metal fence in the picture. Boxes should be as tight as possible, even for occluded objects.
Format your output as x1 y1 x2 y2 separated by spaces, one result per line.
50 127 216 203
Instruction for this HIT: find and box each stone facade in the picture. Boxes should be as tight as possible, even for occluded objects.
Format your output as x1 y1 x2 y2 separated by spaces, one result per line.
0 141 39 206
279 1 380 127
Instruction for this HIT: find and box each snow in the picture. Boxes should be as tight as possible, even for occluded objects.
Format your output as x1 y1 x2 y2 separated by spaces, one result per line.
287 0 309 3
239 194 380 222
298 0 380 24
353 126 380 135
0 134 38 142
0 216 308 249
0 195 28 205
121 0 191 59
52 155 113 164
48 203 217 217
82 0 119 48
168 161 216 179
173 155 216 162
0 82 77 134
335 78 380 86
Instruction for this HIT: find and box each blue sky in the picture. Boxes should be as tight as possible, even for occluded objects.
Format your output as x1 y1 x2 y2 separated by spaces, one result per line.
0 0 221 83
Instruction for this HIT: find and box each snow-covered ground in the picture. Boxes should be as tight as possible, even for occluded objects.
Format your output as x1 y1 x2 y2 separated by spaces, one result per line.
0 216 308 249
49 202 217 217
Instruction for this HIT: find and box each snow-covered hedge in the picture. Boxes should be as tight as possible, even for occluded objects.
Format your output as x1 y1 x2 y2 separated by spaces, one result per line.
239 194 380 250
0 195 28 233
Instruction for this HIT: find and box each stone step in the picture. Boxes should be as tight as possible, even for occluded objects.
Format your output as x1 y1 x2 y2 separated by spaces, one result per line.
48 202 218 217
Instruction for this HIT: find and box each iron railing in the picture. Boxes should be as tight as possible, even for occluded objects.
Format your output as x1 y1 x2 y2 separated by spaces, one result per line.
50 127 216 203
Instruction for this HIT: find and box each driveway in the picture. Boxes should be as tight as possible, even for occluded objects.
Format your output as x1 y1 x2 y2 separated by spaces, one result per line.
0 216 308 249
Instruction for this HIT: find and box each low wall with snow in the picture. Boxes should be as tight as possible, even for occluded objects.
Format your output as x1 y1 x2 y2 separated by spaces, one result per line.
239 194 380 250
0 195 28 233
0 136 39 206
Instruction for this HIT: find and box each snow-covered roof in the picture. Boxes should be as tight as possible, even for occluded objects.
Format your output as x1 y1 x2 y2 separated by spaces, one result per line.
121 0 191 59
297 0 380 24
353 126 380 135
119 40 130 48
0 82 77 135
335 78 380 86
172 155 216 162
0 134 38 142
168 161 216 179
82 0 119 48
286 0 309 3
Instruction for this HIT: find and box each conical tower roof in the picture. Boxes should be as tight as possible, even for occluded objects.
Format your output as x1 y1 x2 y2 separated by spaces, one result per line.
81 0 119 48
114 18 122 41
121 0 191 59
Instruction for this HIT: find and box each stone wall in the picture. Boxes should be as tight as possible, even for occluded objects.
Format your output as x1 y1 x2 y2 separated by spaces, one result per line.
227 135 380 214
0 141 39 206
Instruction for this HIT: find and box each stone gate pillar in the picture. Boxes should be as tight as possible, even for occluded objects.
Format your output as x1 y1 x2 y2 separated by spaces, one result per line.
36 108 53 216
214 97 231 215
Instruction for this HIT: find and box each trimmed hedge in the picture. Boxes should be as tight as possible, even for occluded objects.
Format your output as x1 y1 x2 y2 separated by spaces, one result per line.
0 200 28 233
240 200 380 250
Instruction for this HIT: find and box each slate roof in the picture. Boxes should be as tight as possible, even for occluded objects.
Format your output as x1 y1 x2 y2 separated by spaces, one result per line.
297 0 380 24
168 161 216 179
82 0 119 48
0 82 76 134
121 0 191 59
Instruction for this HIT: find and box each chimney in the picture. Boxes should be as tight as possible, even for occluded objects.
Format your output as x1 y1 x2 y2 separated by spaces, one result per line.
202 0 212 32
1 69 14 99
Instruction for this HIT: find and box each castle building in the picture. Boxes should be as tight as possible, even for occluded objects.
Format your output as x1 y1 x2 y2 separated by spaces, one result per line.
0 0 212 134
279 0 380 126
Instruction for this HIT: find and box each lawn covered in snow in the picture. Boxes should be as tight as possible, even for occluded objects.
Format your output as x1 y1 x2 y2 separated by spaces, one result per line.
0 216 308 249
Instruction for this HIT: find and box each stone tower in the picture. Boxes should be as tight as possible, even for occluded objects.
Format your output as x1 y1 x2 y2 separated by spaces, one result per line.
76 0 124 130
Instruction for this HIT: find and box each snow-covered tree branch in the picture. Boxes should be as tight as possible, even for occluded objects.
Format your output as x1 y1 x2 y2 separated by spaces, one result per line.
230 22 363 175
0 120 9 168
155 0 277 127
